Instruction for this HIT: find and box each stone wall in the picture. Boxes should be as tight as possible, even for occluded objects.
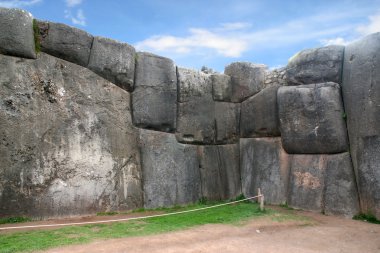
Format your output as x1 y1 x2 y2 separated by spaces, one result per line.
0 7 379 219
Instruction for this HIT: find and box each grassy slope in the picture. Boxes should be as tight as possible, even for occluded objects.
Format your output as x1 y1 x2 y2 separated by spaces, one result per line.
0 202 309 253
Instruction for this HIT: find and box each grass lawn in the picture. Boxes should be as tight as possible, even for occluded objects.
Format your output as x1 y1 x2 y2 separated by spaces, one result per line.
0 201 309 253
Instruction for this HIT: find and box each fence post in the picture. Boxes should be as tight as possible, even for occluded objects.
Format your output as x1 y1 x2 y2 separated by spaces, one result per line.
258 188 264 211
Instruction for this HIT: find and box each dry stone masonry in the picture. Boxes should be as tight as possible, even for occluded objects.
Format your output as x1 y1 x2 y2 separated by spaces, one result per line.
0 7 379 219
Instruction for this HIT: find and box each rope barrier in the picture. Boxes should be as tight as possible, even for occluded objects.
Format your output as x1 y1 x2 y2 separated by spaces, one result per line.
0 194 263 231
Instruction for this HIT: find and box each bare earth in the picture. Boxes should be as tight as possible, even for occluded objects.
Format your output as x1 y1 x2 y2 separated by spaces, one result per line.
36 209 380 253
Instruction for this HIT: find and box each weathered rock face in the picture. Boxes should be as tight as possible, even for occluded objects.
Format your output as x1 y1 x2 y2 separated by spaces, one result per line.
0 53 143 217
88 36 135 91
139 129 201 208
224 62 267 102
37 21 93 67
288 153 359 217
342 32 380 218
198 145 241 201
240 85 280 138
285 45 344 85
132 52 177 132
214 102 240 144
0 8 36 59
240 138 290 204
211 74 232 102
278 82 349 154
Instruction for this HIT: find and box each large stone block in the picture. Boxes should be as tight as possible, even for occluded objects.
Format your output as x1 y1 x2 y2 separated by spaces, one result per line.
288 153 359 217
176 68 215 144
278 82 349 154
224 62 267 102
88 36 135 91
211 73 232 101
198 145 241 201
0 53 142 217
285 45 344 85
215 102 240 144
324 153 360 217
132 53 177 132
240 85 280 138
0 8 36 59
288 155 326 211
37 21 93 67
139 130 201 208
240 138 291 204
342 32 380 218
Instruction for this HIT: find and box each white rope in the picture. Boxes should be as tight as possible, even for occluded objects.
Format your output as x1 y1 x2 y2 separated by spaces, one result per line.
0 195 262 231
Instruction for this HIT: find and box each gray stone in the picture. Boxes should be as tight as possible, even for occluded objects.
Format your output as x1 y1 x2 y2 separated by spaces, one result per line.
215 102 240 144
176 68 215 144
240 85 280 138
132 52 177 132
0 53 142 218
211 74 232 101
264 68 287 86
342 33 380 218
288 155 326 211
324 153 360 217
0 8 36 59
278 82 349 154
139 129 201 208
37 21 93 67
224 62 267 102
288 153 360 216
285 45 344 85
240 138 291 204
198 145 241 201
87 36 135 91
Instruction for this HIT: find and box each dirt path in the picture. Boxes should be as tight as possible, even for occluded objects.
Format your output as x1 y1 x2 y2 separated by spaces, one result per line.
40 210 380 253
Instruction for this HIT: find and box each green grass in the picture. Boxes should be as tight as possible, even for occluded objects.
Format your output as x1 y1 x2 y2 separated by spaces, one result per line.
353 213 380 224
96 212 119 216
32 19 41 53
0 217 32 225
0 202 308 253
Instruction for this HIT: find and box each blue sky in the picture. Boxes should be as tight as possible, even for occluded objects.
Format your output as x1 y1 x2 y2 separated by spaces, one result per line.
1 0 380 72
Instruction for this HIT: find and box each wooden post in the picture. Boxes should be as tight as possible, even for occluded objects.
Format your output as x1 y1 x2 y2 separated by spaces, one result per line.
258 188 264 211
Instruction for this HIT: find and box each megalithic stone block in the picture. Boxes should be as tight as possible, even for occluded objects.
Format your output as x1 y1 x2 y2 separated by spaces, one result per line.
211 73 232 102
342 32 380 218
278 82 349 154
214 102 240 144
88 36 136 91
0 8 36 59
240 137 291 204
240 85 280 138
132 52 177 132
37 20 93 67
198 144 241 201
285 45 344 85
139 129 201 208
288 153 360 217
224 62 267 102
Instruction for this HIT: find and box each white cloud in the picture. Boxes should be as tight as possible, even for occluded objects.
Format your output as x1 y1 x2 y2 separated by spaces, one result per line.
64 9 86 26
136 26 249 58
320 37 351 46
357 12 380 35
220 22 251 31
65 0 82 7
0 0 41 8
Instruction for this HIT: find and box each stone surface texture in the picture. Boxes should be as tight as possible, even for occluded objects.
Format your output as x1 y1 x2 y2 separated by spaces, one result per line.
211 74 232 101
87 36 135 91
288 153 359 217
224 62 267 102
0 8 36 59
240 138 290 205
139 129 201 208
240 85 280 138
132 52 177 132
285 45 344 85
37 21 93 67
0 53 142 217
278 82 349 154
342 32 380 218
198 145 241 201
